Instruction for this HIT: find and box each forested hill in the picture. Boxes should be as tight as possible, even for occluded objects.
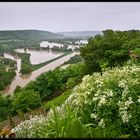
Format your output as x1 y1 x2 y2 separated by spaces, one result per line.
0 30 64 41
57 31 102 38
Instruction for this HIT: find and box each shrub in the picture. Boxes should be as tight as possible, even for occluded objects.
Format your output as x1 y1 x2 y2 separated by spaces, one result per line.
12 89 41 113
69 64 140 137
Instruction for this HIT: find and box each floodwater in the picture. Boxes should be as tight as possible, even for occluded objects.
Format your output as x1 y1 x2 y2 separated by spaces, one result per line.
15 48 63 64
40 41 64 48
2 51 79 96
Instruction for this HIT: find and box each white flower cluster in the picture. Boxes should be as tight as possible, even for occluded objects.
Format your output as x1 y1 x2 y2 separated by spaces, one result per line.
118 97 133 123
11 115 48 138
91 113 98 120
95 80 104 88
98 119 105 128
118 79 128 89
98 95 107 107
71 64 140 130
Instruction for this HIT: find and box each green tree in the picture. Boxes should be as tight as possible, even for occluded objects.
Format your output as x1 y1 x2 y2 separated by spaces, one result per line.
12 89 41 113
80 29 132 74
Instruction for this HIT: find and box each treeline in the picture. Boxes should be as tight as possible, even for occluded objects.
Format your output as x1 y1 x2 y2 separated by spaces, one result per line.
80 29 140 74
0 65 16 90
48 38 84 45
0 57 16 90
0 62 86 122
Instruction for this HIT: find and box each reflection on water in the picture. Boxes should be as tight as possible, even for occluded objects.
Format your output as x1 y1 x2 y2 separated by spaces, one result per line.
15 48 63 64
2 52 79 96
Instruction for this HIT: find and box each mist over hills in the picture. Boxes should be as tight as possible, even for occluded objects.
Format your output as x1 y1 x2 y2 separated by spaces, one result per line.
57 31 102 38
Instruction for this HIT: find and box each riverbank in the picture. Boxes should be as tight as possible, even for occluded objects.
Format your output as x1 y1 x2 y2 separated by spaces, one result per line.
2 52 79 96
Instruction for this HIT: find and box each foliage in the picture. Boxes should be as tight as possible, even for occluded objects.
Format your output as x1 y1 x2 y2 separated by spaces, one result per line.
14 86 22 94
42 90 72 111
80 29 140 74
63 54 82 65
12 64 140 138
20 53 32 74
67 64 140 137
25 62 86 100
0 64 16 90
0 61 86 122
0 58 16 68
12 89 41 113
12 105 94 138
0 95 14 122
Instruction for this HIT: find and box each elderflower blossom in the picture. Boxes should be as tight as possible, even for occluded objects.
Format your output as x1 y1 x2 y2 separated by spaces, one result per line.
90 113 98 121
93 97 98 101
82 74 91 82
121 112 132 123
98 96 107 107
118 79 127 88
95 80 104 88
98 119 105 128
12 115 48 137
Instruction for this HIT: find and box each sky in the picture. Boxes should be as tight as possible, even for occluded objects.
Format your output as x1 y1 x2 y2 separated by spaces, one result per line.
0 2 140 33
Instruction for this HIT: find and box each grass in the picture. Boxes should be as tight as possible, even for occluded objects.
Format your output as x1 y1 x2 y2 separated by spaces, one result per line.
42 89 72 111
31 52 72 71
132 48 140 55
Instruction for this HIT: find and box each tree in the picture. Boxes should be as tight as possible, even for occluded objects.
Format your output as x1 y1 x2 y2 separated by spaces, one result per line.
12 89 41 113
80 29 133 74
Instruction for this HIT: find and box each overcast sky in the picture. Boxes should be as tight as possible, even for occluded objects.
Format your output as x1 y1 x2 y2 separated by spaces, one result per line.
0 2 140 32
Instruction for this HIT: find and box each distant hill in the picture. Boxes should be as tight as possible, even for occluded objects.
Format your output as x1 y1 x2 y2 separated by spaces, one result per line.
57 31 102 38
0 30 64 41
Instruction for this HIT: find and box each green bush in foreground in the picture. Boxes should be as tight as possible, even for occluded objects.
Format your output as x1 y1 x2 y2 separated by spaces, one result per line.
12 64 140 138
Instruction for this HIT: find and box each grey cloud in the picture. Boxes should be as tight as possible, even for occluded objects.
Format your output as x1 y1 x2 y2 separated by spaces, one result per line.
0 2 140 32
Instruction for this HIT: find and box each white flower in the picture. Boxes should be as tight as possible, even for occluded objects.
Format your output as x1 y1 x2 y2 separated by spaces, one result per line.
137 96 140 103
121 113 132 123
93 97 98 101
82 75 90 82
107 90 113 97
90 113 98 119
138 98 140 103
95 80 104 88
118 79 127 88
98 119 105 128
98 97 107 107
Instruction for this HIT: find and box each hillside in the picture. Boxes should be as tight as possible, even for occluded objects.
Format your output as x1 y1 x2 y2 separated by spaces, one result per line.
0 30 64 41
0 30 65 50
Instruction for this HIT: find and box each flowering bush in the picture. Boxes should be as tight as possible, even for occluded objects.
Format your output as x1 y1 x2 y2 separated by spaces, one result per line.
69 64 140 137
11 115 48 138
12 64 140 137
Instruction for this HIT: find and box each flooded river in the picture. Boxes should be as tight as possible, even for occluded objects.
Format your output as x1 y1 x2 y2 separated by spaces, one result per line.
2 51 79 96
15 48 62 64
